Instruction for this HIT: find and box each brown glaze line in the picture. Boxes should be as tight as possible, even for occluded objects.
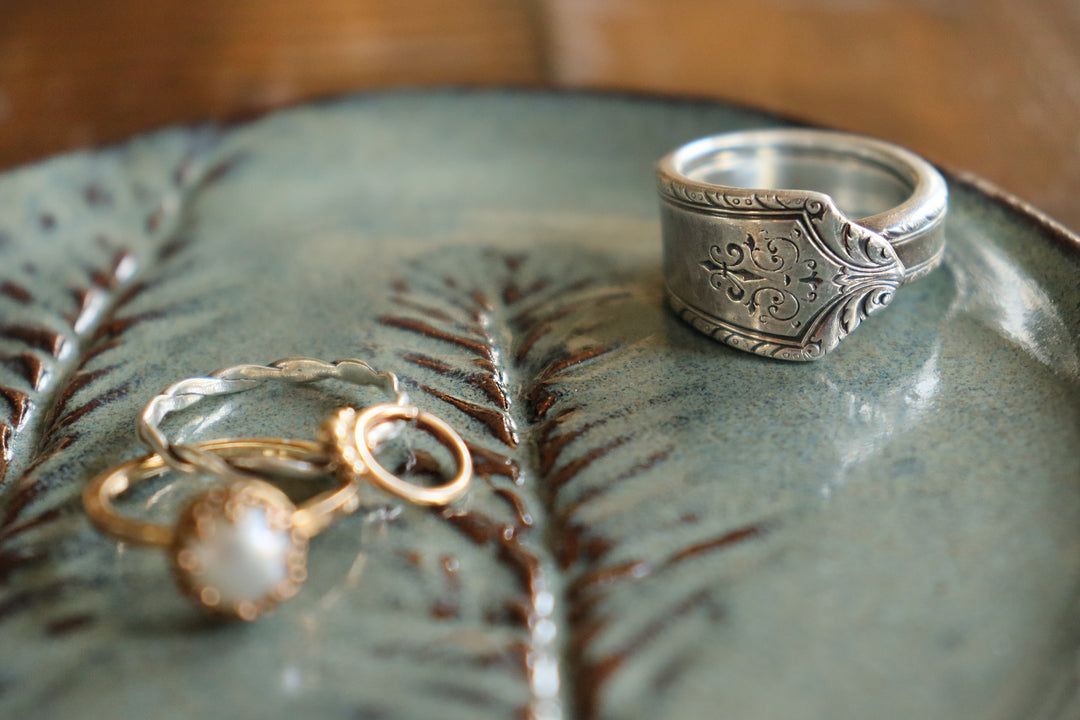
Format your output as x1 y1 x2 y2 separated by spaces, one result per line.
0 282 32 305
144 205 166 234
157 234 194 262
372 639 522 673
652 652 701 695
508 278 594 327
115 279 150 307
467 442 523 483
420 383 518 448
83 183 113 208
525 279 551 296
0 386 33 430
0 352 46 390
0 506 62 543
487 480 534 527
87 270 113 291
380 315 493 361
0 545 42 583
403 352 509 411
664 522 769 567
513 320 552 365
564 587 607 627
514 288 631 331
79 338 123 366
513 302 599 363
525 385 559 423
0 424 10 485
423 680 504 710
551 446 672 569
1 434 75 527
0 578 88 624
502 278 552 308
536 417 600 476
474 371 511 411
52 383 129 431
570 628 618 720
536 406 580 436
498 532 545 596
569 560 651 598
556 519 614 571
610 446 674 485
91 309 166 343
390 297 457 324
442 509 505 545
430 600 460 620
443 509 544 596
545 436 628 495
51 366 114 422
575 589 719 720
173 147 243 190
535 345 613 383
0 325 67 357
197 154 245 189
502 281 522 305
46 613 97 636
470 290 493 314
504 599 532 627
401 351 456 375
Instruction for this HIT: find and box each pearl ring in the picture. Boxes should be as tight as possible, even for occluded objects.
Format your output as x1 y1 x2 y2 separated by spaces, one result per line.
83 358 472 621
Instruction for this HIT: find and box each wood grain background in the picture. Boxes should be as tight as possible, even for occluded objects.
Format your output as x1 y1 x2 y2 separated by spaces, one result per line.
1 0 1078 228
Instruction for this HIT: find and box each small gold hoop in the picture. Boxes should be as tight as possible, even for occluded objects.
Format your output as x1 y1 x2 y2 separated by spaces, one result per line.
347 404 472 506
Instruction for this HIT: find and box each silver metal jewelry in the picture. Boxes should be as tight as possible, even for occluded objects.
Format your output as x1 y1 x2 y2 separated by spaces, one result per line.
137 357 409 479
657 128 947 360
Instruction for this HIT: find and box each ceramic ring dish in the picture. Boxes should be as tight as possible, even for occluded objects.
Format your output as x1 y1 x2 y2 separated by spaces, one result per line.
0 91 1077 720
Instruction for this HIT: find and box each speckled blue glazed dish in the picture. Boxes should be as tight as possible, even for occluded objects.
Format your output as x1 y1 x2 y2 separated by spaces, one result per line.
0 91 1078 720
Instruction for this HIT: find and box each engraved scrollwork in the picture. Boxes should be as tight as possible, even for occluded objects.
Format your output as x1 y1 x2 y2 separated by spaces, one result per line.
659 173 907 358
749 287 799 323
699 231 829 327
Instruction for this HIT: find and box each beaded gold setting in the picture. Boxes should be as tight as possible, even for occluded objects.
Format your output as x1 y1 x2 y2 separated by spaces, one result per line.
171 480 309 621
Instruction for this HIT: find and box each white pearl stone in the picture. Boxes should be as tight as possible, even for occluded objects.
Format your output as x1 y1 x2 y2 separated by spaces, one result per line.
173 481 305 619
193 505 291 603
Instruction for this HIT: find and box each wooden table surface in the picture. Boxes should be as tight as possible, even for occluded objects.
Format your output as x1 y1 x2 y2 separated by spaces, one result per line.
2 0 1079 230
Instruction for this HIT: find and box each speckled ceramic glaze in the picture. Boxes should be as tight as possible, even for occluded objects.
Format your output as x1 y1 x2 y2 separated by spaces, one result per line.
0 92 1078 720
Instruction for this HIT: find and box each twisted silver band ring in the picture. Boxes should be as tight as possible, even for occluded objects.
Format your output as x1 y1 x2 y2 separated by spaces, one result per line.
657 128 947 361
138 357 408 479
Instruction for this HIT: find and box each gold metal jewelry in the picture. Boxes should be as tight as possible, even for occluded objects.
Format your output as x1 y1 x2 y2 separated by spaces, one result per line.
83 437 360 621
321 404 473 506
84 357 475 621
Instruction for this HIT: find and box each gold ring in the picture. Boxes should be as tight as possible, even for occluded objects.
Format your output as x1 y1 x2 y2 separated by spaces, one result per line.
322 404 473 506
83 437 358 621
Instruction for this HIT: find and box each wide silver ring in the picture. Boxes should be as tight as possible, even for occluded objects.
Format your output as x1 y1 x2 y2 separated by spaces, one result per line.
657 128 947 361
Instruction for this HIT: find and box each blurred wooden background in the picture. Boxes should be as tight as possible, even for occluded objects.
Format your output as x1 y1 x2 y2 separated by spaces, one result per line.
1 0 1079 229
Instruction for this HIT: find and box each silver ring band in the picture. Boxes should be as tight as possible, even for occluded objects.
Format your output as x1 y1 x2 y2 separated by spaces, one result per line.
137 357 409 478
657 128 947 360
